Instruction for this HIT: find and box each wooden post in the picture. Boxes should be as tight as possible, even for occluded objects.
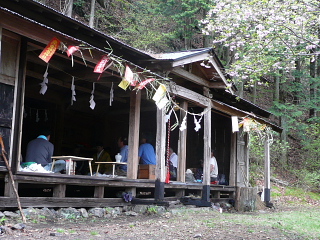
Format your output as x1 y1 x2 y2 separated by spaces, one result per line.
264 137 271 203
154 108 166 200
93 186 104 198
127 90 141 198
177 101 188 182
53 184 66 198
229 133 237 186
202 105 211 202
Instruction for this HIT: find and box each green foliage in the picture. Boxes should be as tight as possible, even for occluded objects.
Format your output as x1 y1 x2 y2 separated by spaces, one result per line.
0 216 7 225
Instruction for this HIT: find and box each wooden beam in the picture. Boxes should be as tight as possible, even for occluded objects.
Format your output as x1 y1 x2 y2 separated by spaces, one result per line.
208 56 234 94
167 83 210 107
171 67 228 89
127 91 141 180
0 74 15 86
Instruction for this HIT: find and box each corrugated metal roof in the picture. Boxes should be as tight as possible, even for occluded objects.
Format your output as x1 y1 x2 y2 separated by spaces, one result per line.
153 48 211 61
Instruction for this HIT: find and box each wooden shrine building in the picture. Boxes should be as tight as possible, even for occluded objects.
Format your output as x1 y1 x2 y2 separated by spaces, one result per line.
0 0 281 210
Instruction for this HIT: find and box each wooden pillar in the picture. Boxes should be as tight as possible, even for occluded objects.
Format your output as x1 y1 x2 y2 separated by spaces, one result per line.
229 133 237 186
264 137 271 203
4 174 17 198
154 108 166 200
94 186 104 198
53 184 66 198
202 105 211 202
11 37 26 174
177 101 188 182
127 91 141 196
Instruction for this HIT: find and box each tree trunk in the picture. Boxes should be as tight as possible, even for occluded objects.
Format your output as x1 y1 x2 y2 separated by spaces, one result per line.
89 0 96 28
309 57 316 118
66 0 73 17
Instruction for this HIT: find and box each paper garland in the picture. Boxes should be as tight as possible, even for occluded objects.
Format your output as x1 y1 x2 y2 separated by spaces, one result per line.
37 38 210 133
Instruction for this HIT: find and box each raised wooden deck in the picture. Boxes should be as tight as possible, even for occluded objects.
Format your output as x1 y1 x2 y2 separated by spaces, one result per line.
0 171 235 209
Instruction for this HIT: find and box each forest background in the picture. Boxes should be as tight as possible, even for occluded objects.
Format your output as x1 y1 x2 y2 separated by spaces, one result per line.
37 0 320 193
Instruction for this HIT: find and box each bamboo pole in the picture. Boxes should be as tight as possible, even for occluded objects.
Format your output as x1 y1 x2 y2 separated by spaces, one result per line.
0 135 26 223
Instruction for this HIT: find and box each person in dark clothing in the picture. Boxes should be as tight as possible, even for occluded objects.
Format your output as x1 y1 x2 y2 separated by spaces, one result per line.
25 130 65 173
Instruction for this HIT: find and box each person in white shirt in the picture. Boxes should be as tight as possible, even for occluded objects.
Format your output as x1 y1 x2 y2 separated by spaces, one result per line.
210 150 219 183
169 148 178 180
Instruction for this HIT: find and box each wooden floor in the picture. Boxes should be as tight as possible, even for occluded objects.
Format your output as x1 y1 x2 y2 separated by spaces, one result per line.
0 171 236 209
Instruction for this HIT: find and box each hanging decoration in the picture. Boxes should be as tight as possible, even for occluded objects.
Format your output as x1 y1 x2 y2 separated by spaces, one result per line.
89 82 96 110
152 84 170 110
179 115 187 131
39 64 49 95
66 46 79 57
231 116 239 133
193 115 203 132
165 118 171 184
110 82 114 106
124 65 135 86
134 78 155 90
39 37 61 63
238 117 273 145
36 37 215 134
94 55 112 73
71 76 76 105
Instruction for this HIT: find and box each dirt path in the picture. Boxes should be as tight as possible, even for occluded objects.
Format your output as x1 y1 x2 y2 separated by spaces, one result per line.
1 204 317 240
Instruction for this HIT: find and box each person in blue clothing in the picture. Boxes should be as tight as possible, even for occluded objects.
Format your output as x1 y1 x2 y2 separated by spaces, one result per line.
117 136 128 174
138 137 156 165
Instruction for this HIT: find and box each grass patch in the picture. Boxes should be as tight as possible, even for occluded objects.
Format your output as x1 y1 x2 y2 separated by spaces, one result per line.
210 208 320 239
90 231 99 236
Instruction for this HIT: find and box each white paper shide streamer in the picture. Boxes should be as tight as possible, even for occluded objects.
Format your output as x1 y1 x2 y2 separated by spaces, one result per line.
194 115 203 132
110 82 114 106
39 64 49 95
89 82 96 110
71 76 76 105
179 115 187 131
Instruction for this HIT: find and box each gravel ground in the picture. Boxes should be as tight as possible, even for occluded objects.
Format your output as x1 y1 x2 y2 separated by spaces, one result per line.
0 204 317 240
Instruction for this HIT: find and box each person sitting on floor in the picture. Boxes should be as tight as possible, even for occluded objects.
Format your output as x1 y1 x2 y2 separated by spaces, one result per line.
92 143 112 175
25 129 66 173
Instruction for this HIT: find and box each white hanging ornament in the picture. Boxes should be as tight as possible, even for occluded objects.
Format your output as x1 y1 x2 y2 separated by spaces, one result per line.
179 115 187 131
165 109 173 123
89 82 96 110
71 76 76 105
109 82 114 106
39 64 49 95
194 115 203 132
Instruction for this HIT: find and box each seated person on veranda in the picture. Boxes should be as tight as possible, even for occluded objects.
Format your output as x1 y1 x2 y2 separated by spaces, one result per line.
91 143 113 175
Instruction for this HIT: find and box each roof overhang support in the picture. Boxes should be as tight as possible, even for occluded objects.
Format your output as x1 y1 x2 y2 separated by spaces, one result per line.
208 56 234 95
171 67 230 89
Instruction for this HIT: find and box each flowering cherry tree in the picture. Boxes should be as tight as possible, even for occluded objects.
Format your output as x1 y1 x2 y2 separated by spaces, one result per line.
202 0 320 83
